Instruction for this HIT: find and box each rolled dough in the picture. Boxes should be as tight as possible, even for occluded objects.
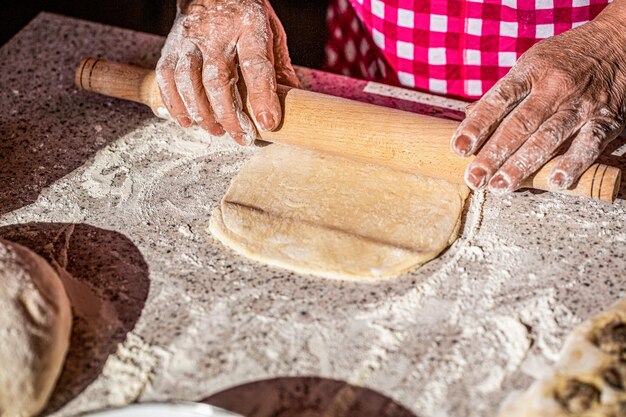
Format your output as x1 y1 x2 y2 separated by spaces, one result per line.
210 145 469 280
0 239 72 417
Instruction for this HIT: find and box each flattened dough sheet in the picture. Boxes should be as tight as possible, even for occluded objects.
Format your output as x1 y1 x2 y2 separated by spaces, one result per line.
210 144 469 280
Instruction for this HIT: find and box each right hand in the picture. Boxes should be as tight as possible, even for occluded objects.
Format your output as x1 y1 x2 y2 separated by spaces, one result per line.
156 0 300 146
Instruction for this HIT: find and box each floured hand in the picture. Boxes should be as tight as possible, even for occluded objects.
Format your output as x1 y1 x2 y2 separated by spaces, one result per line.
450 2 626 194
157 0 299 146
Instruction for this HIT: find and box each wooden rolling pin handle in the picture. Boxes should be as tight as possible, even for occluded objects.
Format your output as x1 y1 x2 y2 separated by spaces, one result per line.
76 57 166 118
76 57 622 203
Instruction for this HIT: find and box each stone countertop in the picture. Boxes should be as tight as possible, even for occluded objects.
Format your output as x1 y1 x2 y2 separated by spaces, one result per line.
1 12 625 417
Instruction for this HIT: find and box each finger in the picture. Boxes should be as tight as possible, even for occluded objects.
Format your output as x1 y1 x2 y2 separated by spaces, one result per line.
237 19 282 132
548 119 621 190
265 0 300 88
156 55 192 128
487 110 580 193
450 71 530 157
200 48 256 146
464 93 556 190
174 41 224 136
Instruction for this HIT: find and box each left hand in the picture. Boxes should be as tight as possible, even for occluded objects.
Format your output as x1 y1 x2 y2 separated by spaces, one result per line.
450 5 626 194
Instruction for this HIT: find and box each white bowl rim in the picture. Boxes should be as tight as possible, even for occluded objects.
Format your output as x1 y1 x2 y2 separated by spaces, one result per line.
82 401 244 417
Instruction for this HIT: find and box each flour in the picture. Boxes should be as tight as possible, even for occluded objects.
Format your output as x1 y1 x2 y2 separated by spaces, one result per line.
52 333 160 417
4 12 625 417
4 116 618 417
4 55 626 417
174 40 206 124
81 147 132 199
23 106 626 417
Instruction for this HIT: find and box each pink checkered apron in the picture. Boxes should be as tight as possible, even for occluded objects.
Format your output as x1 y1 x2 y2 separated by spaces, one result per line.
324 0 610 100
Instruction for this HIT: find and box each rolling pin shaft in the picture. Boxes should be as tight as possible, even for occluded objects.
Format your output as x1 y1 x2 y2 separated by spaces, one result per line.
76 57 621 202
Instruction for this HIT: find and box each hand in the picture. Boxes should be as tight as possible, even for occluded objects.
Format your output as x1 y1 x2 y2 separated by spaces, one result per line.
156 0 300 146
450 4 626 194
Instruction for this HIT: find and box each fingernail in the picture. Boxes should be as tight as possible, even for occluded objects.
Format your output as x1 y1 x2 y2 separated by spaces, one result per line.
256 112 276 131
242 131 256 146
233 133 247 146
488 173 511 193
465 166 488 189
208 124 225 136
549 170 572 190
453 134 473 156
233 132 255 147
177 116 192 128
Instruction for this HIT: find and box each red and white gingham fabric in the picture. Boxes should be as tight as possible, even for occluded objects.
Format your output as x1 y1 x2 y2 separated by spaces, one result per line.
324 0 610 100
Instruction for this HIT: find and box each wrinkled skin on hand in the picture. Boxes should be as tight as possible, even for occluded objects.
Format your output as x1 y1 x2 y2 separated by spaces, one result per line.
451 6 626 194
157 0 299 146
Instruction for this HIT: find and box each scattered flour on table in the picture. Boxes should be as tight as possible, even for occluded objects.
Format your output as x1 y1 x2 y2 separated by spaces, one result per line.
2 116 623 417
50 333 161 417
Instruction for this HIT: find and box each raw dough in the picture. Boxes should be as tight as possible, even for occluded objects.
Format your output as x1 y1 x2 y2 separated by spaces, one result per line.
210 145 469 280
0 239 72 417
498 300 626 417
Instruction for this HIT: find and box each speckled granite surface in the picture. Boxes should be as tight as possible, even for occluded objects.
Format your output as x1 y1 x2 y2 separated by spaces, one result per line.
0 13 625 417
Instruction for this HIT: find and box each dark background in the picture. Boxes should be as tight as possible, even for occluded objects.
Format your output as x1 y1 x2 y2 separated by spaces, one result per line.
1 0 329 68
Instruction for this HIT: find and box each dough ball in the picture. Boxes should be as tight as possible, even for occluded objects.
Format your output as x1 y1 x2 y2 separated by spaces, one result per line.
0 239 72 417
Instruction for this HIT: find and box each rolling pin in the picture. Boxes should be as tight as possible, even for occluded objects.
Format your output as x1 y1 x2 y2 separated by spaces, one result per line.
76 57 622 202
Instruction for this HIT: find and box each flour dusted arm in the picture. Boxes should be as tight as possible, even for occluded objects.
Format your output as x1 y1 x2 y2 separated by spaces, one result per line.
157 0 299 145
